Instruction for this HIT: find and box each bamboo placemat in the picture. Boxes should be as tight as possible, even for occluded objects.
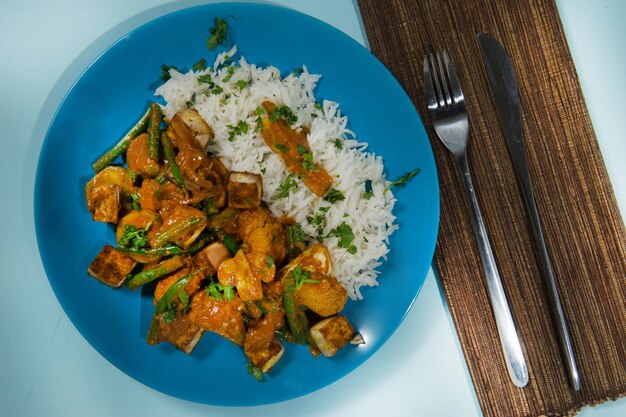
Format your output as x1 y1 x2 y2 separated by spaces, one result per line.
357 1 626 416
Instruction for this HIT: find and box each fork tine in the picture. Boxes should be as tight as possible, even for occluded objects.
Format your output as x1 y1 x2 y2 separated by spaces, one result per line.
436 52 452 106
443 51 464 103
429 53 445 107
423 55 437 109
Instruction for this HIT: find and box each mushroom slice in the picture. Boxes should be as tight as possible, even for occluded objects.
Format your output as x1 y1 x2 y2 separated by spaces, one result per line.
310 315 355 357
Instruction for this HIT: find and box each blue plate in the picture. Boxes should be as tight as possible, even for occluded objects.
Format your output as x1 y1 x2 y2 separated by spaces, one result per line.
35 2 439 406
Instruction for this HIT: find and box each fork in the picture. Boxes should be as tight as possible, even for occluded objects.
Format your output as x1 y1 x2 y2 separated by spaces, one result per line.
424 51 529 388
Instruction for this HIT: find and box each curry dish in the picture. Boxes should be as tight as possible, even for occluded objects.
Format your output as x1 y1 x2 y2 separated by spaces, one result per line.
85 103 360 379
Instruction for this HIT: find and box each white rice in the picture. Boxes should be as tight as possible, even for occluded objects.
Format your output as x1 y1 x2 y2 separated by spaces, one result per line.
155 46 397 299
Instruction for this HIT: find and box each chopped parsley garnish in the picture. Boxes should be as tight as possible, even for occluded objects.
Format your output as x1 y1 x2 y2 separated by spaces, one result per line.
310 212 326 241
160 64 180 82
207 17 228 50
205 281 235 301
247 361 264 381
266 255 274 269
198 74 213 84
326 221 357 254
222 65 239 82
274 143 288 153
254 107 265 132
227 120 249 141
319 206 330 213
162 309 177 323
384 167 421 195
130 193 141 210
269 105 298 125
297 144 308 155
212 85 223 95
193 58 207 71
292 265 320 290
273 173 298 199
363 191 374 200
332 138 343 150
286 223 309 248
235 79 247 90
293 67 304 74
301 152 318 171
118 225 149 250
314 102 323 110
323 188 345 203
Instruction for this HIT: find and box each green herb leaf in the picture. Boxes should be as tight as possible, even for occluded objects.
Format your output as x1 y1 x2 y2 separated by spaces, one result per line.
326 221 356 253
363 191 374 200
286 223 309 249
292 265 320 290
160 64 179 82
323 188 345 203
269 105 298 125
130 193 141 210
266 255 274 269
301 152 318 171
235 79 247 90
332 138 343 150
227 120 249 142
273 173 298 199
384 168 421 195
297 144 308 155
193 58 207 71
311 212 326 241
205 280 235 302
118 225 149 250
274 143 288 153
293 67 303 74
162 309 177 323
247 361 264 381
198 74 213 85
207 17 228 50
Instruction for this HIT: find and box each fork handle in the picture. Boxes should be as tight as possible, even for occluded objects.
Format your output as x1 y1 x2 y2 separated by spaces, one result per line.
456 152 529 388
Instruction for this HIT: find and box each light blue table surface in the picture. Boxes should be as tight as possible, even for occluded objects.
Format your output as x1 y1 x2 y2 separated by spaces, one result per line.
1 1 623 416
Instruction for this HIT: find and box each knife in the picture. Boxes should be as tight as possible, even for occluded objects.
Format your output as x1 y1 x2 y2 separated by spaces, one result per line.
477 32 581 391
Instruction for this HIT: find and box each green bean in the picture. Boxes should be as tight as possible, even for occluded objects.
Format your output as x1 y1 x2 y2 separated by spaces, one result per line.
92 108 150 173
283 272 308 344
126 256 185 290
148 103 162 161
155 269 203 314
151 216 203 248
161 133 185 189
118 243 184 257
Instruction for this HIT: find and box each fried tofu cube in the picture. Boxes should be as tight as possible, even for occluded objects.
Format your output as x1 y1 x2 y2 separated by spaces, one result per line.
147 313 205 354
87 184 121 223
227 172 262 209
245 339 285 373
87 244 136 287
310 315 355 357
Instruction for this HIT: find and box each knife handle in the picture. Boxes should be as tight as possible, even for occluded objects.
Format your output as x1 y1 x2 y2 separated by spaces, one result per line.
456 152 529 388
512 155 581 391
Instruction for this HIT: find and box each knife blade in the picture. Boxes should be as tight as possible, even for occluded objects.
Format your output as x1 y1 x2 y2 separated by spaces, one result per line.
477 32 581 391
